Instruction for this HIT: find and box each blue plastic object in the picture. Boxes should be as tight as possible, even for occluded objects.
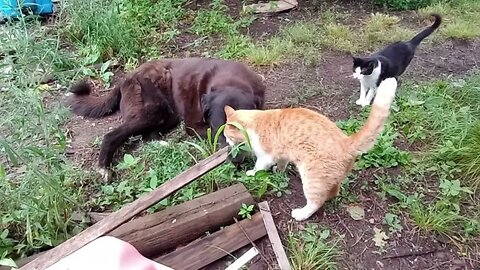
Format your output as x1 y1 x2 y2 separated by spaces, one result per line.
0 0 53 19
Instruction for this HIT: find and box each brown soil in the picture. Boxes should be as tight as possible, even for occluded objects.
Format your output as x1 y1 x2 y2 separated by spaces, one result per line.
61 1 480 269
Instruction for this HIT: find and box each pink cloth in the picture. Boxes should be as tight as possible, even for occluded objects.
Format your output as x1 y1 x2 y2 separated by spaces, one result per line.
47 236 174 270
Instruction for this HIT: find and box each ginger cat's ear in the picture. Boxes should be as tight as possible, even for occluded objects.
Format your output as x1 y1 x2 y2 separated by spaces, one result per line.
224 105 235 117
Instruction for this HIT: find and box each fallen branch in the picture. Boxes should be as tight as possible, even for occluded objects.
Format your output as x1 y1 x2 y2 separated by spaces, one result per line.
383 248 438 259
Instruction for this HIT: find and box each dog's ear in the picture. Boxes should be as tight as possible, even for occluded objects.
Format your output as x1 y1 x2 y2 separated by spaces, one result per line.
224 105 235 116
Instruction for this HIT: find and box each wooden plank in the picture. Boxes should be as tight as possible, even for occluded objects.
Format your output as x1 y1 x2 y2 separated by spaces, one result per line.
156 212 267 270
21 147 229 270
108 183 254 258
258 201 291 270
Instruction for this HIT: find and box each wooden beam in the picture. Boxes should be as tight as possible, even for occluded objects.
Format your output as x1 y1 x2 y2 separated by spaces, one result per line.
21 147 229 270
258 201 291 270
108 183 254 258
156 212 267 270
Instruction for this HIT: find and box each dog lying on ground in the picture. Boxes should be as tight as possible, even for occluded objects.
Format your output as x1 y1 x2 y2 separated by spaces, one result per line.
67 58 266 181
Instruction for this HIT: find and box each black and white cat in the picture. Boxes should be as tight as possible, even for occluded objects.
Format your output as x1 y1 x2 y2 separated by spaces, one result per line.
352 13 442 107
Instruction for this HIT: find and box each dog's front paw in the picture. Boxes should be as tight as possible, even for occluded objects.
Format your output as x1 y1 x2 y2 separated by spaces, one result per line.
291 208 312 221
246 169 256 176
98 168 112 183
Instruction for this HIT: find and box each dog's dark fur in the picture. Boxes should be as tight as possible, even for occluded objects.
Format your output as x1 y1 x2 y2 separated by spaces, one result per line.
167 58 265 143
67 58 265 180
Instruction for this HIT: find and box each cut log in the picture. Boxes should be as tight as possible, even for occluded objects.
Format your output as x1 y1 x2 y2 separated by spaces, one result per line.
108 183 255 258
259 201 291 270
156 213 267 270
21 147 228 270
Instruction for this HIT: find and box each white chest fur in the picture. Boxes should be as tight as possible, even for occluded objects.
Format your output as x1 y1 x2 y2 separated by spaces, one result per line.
354 61 382 107
245 129 275 176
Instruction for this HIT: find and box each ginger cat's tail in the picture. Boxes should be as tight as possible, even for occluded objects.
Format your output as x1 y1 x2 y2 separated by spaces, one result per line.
348 77 398 154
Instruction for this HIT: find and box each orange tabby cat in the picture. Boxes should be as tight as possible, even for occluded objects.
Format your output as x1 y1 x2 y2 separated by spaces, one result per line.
223 78 398 221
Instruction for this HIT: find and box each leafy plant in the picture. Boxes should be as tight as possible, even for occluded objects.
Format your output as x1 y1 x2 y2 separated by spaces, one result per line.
337 118 411 170
384 213 403 233
238 203 254 219
288 224 340 270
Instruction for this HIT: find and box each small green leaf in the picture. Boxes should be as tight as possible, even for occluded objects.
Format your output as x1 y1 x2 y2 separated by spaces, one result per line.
346 204 365 221
319 229 330 240
100 60 112 73
0 258 17 268
148 169 158 189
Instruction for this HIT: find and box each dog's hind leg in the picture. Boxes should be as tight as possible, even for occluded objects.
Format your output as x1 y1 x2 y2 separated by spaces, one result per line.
98 120 157 182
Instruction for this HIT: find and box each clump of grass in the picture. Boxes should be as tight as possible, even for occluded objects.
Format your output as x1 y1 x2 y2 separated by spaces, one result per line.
242 21 322 66
374 0 434 10
61 0 187 61
420 0 480 40
318 23 358 53
215 34 253 60
337 117 411 170
191 0 233 36
363 13 414 49
443 20 479 40
94 141 194 211
288 224 340 270
282 22 319 45
395 75 480 192
245 36 294 66
0 19 86 259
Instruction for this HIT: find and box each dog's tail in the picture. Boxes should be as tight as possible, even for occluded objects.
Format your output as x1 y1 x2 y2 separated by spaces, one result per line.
67 81 121 118
347 77 398 154
409 14 442 47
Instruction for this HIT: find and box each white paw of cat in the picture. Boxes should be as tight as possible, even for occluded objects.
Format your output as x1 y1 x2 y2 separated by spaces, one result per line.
355 98 364 105
360 101 370 107
98 168 112 183
246 169 256 177
291 208 312 221
272 165 279 173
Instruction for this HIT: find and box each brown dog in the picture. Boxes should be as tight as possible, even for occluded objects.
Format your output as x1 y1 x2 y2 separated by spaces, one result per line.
67 58 265 181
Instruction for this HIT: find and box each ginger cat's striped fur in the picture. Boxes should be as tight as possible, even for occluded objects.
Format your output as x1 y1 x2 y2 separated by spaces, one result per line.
224 78 398 221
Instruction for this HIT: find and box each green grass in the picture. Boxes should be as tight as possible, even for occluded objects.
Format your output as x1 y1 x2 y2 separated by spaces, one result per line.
60 0 187 62
370 74 480 237
394 75 480 191
374 0 435 10
420 0 480 40
337 117 411 170
288 224 341 270
0 19 86 259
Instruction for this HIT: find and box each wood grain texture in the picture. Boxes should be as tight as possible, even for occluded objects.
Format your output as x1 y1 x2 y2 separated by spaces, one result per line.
259 201 291 270
109 183 254 258
21 147 228 270
156 212 267 270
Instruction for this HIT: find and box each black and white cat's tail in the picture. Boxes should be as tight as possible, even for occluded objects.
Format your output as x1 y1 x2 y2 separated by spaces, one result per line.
409 14 442 47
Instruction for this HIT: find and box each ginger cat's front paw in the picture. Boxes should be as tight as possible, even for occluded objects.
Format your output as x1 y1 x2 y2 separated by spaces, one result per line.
291 208 312 221
246 169 256 176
